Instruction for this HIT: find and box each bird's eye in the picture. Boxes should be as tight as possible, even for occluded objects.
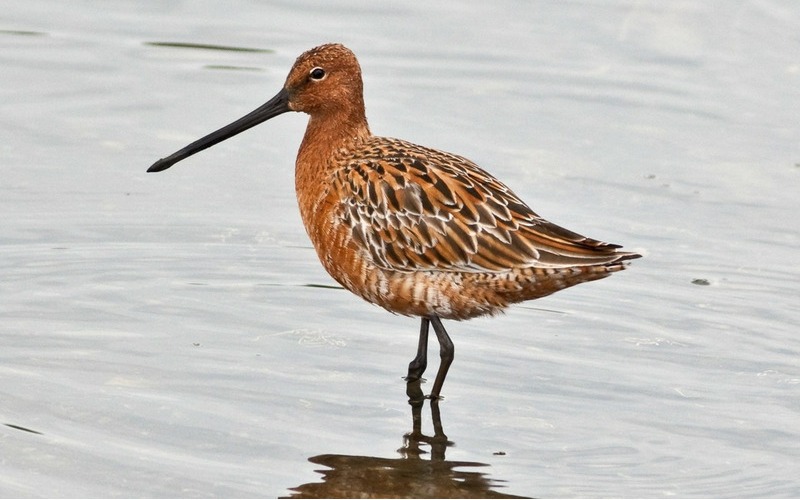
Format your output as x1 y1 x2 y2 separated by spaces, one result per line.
309 67 326 80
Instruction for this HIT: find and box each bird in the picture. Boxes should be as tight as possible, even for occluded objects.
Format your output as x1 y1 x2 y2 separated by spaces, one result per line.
148 43 641 399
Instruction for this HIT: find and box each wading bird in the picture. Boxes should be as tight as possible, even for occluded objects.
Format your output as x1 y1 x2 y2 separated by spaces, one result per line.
148 43 640 399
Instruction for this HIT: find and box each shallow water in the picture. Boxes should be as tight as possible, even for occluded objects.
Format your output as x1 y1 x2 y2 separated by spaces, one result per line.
2 1 799 497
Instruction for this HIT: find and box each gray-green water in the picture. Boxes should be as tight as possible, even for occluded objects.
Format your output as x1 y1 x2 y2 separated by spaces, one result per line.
2 1 799 497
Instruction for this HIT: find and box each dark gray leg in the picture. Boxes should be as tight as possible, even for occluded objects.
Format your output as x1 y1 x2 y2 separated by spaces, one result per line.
406 317 430 381
429 315 454 399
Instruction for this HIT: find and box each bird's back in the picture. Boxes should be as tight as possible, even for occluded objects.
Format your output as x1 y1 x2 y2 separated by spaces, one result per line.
296 135 640 320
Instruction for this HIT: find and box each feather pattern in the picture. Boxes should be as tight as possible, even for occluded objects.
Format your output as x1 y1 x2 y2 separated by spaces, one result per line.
335 136 628 275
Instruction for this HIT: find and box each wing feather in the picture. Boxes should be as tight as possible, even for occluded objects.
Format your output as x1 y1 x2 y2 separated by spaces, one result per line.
336 137 626 273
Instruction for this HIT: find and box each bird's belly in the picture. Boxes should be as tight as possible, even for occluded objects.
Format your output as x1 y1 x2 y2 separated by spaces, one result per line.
316 233 509 320
339 263 507 320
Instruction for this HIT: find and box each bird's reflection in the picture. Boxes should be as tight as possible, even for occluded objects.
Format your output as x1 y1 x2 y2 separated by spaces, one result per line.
284 381 526 498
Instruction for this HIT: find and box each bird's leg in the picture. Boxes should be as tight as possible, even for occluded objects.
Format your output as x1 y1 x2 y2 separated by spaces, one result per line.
406 317 430 381
429 315 454 400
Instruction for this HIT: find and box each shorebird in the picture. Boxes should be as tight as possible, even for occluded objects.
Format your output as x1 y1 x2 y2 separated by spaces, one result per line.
148 43 640 399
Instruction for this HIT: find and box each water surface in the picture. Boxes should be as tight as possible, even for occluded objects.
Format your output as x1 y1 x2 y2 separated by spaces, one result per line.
2 1 799 497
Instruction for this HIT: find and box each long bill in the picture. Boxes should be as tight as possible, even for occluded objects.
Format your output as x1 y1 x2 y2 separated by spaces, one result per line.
147 88 291 173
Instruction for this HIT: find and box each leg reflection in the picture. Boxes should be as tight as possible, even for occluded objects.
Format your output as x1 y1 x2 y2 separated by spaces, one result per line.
401 379 453 460
284 383 527 498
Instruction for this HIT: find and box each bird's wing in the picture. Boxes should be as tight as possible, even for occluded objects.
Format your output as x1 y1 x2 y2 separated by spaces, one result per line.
334 137 626 273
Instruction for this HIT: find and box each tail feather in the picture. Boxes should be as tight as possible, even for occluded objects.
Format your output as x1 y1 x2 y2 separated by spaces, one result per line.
495 249 640 304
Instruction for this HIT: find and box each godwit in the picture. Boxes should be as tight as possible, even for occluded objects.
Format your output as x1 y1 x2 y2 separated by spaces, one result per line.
148 43 640 399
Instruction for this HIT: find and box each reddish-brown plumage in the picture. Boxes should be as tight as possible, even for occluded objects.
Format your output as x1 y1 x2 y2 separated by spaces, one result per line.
148 43 641 398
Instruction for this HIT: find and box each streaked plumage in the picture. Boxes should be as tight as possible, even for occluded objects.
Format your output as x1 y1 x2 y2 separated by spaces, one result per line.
148 43 641 398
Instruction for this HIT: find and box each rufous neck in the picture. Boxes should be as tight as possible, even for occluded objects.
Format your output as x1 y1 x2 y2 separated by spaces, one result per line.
299 105 371 159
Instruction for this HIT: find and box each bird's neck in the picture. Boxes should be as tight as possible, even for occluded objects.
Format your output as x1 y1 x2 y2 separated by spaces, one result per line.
297 105 371 162
294 104 371 238
295 104 370 193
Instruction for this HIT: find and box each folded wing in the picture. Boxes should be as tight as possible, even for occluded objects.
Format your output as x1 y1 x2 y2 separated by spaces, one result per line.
336 137 636 274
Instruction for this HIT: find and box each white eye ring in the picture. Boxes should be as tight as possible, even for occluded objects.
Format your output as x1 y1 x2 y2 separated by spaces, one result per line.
309 67 326 81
